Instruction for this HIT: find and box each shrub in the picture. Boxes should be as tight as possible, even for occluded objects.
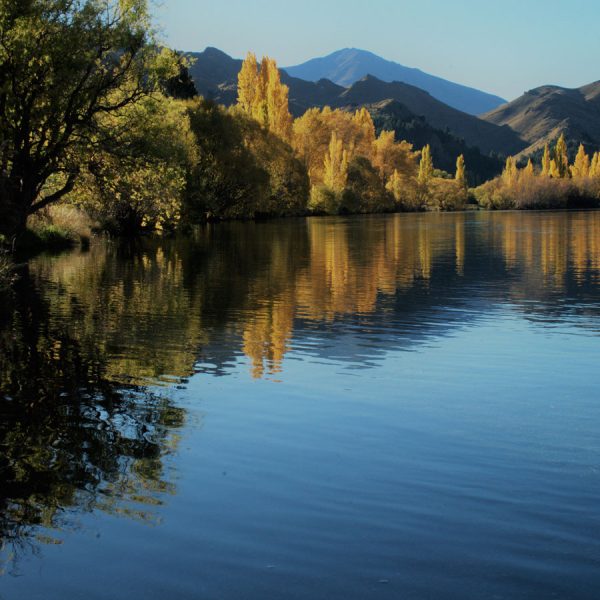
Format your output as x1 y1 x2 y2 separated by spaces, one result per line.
0 252 15 290
27 205 94 248
309 185 340 215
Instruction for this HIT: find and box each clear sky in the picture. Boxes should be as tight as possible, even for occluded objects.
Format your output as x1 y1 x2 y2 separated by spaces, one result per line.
154 0 600 101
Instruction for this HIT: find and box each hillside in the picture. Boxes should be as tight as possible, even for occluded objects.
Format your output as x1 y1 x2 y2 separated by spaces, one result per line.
482 82 600 156
284 48 506 115
186 48 524 158
367 100 503 183
334 75 525 156
187 47 346 116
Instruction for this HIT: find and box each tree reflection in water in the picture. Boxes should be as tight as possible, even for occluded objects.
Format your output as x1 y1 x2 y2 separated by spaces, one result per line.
2 210 600 571
0 273 185 573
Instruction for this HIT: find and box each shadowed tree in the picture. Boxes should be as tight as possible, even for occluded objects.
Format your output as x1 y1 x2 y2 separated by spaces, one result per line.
0 0 165 241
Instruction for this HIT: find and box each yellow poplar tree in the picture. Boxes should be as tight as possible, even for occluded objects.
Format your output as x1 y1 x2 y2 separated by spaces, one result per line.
352 107 376 155
237 52 259 113
541 143 552 176
502 156 517 186
265 58 292 141
237 53 292 140
570 144 590 179
553 134 569 178
418 145 434 184
385 169 403 201
455 155 467 189
323 132 349 193
591 152 600 178
524 158 535 177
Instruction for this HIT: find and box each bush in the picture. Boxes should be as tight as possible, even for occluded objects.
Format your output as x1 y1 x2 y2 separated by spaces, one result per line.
0 252 15 290
426 179 468 211
341 156 394 214
473 174 595 210
309 185 340 215
26 205 94 249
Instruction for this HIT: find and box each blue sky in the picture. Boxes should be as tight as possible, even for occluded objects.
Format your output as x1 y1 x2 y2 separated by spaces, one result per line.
154 0 600 100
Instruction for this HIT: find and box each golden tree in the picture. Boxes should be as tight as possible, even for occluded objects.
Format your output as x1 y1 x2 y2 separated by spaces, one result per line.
237 52 259 113
418 145 434 184
352 108 376 156
571 144 590 179
323 132 349 192
591 152 600 178
455 155 467 189
502 156 517 186
553 134 569 178
524 158 535 177
541 144 552 176
237 53 292 140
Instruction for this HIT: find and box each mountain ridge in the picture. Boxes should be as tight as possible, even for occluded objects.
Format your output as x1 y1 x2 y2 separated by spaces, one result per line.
482 81 600 156
284 48 507 115
185 48 525 157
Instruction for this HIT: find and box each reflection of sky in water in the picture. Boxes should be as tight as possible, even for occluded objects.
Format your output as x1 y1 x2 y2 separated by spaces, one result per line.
2 211 600 599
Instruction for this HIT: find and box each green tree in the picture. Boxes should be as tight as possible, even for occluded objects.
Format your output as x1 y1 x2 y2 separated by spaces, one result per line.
0 0 164 240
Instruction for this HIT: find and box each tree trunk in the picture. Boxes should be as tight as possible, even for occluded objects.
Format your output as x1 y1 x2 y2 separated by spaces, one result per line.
0 178 36 243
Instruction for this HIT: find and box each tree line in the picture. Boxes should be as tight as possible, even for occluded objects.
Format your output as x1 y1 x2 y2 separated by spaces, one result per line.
1 1 599 251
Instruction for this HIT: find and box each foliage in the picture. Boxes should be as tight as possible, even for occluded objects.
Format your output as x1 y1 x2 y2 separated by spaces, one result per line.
0 0 170 240
341 157 393 214
73 94 196 233
237 53 292 140
474 137 600 209
0 253 15 290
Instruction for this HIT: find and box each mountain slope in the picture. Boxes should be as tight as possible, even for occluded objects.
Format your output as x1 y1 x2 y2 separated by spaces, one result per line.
186 47 345 116
335 76 525 156
482 82 600 155
284 48 506 115
368 100 503 182
185 48 525 157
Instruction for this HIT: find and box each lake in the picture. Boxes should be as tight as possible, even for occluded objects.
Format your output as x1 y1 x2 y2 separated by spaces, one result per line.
1 211 600 599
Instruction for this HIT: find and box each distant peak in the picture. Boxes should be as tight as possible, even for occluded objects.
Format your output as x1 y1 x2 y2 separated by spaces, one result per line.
203 47 231 58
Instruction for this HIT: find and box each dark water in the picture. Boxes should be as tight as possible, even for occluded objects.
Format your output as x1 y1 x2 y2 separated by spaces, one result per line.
1 211 600 599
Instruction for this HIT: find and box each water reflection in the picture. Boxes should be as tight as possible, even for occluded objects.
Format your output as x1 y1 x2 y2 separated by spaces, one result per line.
2 210 600 569
0 275 184 573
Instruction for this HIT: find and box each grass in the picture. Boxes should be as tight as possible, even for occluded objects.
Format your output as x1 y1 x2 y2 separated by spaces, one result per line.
0 252 16 291
24 205 95 251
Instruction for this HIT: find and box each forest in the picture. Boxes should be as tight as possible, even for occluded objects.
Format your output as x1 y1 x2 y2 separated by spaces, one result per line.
1 0 600 270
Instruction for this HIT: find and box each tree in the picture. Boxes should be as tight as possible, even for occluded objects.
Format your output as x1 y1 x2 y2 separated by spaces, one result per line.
237 53 292 141
571 144 590 179
417 145 434 184
591 152 600 179
524 158 535 177
502 156 517 186
161 51 198 100
455 154 467 189
541 144 552 176
75 94 196 233
323 132 349 193
237 52 259 113
553 134 569 178
0 0 163 240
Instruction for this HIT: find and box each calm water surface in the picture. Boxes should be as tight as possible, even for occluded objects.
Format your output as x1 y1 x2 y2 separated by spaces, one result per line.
1 211 600 599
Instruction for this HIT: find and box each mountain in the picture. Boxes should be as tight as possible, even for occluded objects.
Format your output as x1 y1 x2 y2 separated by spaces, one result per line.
368 100 503 183
185 48 524 158
482 82 600 156
333 75 525 156
284 48 506 116
186 47 346 115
